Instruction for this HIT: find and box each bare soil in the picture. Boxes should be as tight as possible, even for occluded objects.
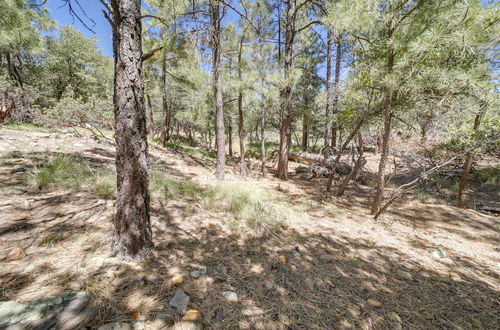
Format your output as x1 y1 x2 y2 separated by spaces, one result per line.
0 127 498 329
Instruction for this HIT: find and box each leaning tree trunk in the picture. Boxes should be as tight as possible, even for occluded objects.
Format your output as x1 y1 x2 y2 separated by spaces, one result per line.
457 103 486 208
277 0 296 179
210 0 225 180
108 0 153 259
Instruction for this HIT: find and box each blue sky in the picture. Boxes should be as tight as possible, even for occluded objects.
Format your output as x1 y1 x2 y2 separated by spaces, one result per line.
45 0 114 56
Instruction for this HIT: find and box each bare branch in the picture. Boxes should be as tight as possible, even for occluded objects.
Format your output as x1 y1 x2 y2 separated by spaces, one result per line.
296 20 321 34
142 46 164 62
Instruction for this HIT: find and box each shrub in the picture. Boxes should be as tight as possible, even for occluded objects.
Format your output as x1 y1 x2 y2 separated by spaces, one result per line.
91 169 116 199
150 169 201 201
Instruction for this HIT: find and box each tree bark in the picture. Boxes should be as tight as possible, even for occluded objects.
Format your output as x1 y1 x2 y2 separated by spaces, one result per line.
260 103 266 177
109 0 153 260
331 37 342 148
160 50 170 145
370 37 394 215
337 133 364 196
457 103 486 208
228 117 233 157
238 34 248 176
147 94 155 136
210 0 225 180
277 0 296 179
324 28 333 148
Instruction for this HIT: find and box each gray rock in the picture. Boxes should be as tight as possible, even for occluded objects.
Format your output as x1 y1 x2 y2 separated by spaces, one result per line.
23 200 31 210
190 270 201 279
305 278 315 290
431 248 447 259
169 289 190 314
98 322 132 330
396 270 413 281
222 291 238 302
0 301 26 324
157 240 174 250
132 320 147 330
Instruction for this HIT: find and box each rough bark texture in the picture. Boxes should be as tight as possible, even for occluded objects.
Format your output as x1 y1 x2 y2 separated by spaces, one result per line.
277 0 296 179
337 133 364 196
210 0 225 180
324 29 333 148
110 0 153 259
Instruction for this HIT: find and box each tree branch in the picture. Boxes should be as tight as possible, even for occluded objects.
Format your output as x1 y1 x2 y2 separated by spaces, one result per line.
142 46 164 62
296 20 321 34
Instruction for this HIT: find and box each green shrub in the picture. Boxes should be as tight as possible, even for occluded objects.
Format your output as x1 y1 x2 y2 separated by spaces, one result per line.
150 170 202 201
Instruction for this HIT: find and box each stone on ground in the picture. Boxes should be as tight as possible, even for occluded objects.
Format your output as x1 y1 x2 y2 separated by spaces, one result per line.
169 289 190 314
222 291 238 302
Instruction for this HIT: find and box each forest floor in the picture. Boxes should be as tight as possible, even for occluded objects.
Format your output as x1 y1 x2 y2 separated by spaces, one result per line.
0 126 498 329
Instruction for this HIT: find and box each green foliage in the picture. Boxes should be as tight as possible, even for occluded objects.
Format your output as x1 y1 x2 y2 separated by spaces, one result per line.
29 154 87 190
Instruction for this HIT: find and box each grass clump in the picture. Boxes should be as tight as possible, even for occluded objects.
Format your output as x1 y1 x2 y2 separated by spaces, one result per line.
91 169 116 199
29 154 88 190
206 182 289 237
150 169 202 201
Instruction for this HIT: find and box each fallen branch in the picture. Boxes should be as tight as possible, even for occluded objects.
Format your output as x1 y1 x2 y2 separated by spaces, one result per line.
373 155 460 220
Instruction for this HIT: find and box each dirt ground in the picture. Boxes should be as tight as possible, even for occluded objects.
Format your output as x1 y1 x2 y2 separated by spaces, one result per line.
0 127 498 329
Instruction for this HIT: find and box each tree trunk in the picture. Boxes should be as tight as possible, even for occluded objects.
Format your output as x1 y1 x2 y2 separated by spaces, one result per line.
146 94 155 136
228 117 233 157
277 0 296 179
109 0 153 260
370 40 394 215
260 103 266 177
457 104 486 208
337 133 364 196
301 111 309 151
160 50 170 145
370 89 393 215
210 0 225 180
324 28 333 148
238 34 248 176
331 37 342 148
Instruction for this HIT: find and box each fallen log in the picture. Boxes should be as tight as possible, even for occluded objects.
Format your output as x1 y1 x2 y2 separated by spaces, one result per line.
289 151 352 175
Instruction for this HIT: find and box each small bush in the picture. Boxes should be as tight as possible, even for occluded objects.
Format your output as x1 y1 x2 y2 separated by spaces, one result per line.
29 154 87 190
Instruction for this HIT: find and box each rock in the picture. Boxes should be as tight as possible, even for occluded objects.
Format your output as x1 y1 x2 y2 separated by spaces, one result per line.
190 270 201 279
222 291 238 302
421 311 434 320
278 255 286 265
132 319 146 330
367 298 382 308
171 275 184 286
97 322 132 330
389 312 401 322
157 240 174 250
396 270 413 281
169 289 190 314
23 200 31 210
264 279 274 290
56 292 94 330
290 265 297 272
305 278 315 290
0 301 26 322
198 266 207 275
171 310 202 330
90 256 107 268
6 248 26 261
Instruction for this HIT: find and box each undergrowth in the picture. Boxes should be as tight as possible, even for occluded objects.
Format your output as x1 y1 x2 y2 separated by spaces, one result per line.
29 154 88 190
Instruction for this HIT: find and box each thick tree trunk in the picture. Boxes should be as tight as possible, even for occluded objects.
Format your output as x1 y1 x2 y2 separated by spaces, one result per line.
210 0 225 180
457 104 486 208
277 0 296 179
110 0 153 259
324 29 333 148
